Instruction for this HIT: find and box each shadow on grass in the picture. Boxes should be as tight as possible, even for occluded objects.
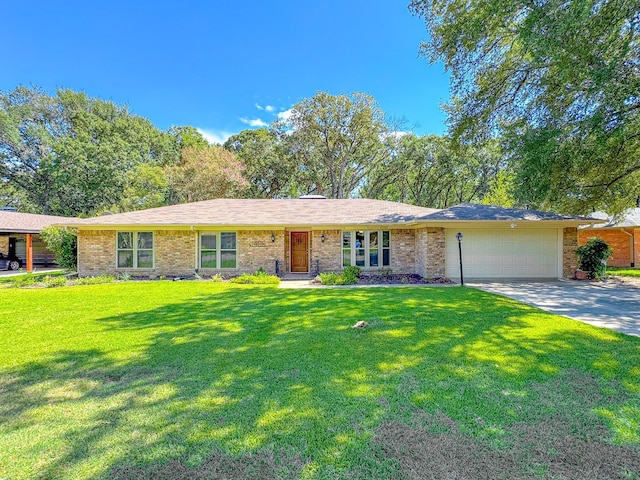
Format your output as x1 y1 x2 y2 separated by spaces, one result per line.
1 285 639 479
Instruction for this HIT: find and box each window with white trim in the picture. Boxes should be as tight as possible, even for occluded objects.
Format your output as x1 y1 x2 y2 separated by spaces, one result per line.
342 230 390 268
200 232 237 269
117 232 154 268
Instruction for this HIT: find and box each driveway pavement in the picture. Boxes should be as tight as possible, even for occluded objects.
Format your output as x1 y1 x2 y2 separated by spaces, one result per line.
469 280 640 337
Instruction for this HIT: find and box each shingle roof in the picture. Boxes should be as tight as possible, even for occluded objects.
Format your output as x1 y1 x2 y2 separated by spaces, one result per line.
421 203 594 222
63 199 441 227
587 208 640 228
0 211 76 233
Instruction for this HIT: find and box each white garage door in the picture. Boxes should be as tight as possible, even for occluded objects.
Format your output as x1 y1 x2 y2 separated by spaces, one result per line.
445 228 560 280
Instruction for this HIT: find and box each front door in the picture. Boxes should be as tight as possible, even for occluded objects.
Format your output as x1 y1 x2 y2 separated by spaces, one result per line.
290 232 309 273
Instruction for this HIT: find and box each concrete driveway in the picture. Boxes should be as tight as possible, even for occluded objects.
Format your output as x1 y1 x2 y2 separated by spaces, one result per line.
469 280 640 337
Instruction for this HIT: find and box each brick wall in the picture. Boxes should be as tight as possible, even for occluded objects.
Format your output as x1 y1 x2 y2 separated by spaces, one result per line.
578 229 634 267
425 227 446 278
0 236 8 256
155 230 196 276
563 227 578 278
390 229 415 274
234 230 283 275
415 228 427 277
78 229 286 277
311 230 341 273
415 227 446 279
634 228 640 267
78 230 117 276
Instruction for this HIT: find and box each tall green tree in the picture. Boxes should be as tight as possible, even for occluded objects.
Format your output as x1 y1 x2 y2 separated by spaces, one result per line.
169 126 210 150
277 91 393 198
0 86 179 216
365 134 502 208
410 0 640 213
224 128 296 198
165 145 248 203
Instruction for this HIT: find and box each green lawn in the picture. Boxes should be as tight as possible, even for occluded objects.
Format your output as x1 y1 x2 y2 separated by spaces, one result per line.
1 283 639 479
609 267 640 278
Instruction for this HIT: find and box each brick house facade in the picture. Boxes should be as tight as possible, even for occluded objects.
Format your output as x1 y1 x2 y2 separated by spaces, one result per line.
65 199 591 281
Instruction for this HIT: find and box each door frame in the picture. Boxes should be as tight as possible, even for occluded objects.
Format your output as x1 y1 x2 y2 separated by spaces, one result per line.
289 231 310 273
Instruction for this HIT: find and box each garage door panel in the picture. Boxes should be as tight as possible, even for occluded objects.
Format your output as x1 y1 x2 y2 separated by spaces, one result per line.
445 229 559 279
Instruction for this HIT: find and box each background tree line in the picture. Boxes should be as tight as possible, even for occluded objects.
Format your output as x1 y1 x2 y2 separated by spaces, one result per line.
1 87 506 217
4 1 637 217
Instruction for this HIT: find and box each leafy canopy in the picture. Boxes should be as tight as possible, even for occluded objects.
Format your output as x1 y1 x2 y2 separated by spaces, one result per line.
410 0 640 213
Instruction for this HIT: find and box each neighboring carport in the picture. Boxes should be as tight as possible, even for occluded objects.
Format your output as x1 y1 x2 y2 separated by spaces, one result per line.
0 209 74 272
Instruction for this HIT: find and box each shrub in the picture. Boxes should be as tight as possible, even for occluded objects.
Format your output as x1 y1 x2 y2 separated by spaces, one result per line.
74 275 115 286
318 271 359 285
576 237 612 279
378 267 393 278
342 266 361 278
40 226 77 270
42 275 68 288
318 272 342 285
229 269 280 284
11 274 40 288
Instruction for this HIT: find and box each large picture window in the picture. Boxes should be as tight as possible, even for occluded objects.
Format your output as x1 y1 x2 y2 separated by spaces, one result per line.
117 232 154 268
200 232 237 269
342 230 390 268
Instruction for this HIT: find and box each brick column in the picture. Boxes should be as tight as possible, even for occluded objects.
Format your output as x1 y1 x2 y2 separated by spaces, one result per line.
563 227 578 278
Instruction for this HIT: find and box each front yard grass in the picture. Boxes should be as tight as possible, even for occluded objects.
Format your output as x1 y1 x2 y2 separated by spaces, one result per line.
1 282 639 479
609 267 640 278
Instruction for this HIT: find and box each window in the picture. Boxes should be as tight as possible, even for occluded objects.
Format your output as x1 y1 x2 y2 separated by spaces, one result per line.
200 232 237 269
342 230 390 268
117 232 153 268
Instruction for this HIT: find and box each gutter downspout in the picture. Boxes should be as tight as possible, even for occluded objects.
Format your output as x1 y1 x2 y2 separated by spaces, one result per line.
620 228 634 267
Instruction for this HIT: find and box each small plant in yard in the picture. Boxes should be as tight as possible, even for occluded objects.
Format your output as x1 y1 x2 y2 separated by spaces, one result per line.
73 275 116 286
41 275 68 288
378 267 393 278
318 266 361 285
210 273 225 282
229 269 280 284
117 272 132 281
576 237 612 279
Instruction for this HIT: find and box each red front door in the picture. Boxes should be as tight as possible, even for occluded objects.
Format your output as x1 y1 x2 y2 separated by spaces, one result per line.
291 232 309 273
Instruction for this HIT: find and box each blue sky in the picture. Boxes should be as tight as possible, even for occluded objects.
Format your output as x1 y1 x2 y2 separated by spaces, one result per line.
1 0 450 144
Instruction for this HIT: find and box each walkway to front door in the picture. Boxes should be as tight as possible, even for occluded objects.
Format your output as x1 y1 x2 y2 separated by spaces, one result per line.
290 232 309 273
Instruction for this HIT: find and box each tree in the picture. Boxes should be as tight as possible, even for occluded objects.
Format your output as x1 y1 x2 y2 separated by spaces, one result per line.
40 226 77 269
169 126 210 150
165 145 248 203
410 0 640 213
224 128 296 198
365 134 502 208
277 91 393 198
481 169 516 208
0 86 180 216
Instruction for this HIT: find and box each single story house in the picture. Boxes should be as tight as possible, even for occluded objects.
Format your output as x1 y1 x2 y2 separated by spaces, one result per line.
57 198 593 281
0 209 74 271
578 208 640 267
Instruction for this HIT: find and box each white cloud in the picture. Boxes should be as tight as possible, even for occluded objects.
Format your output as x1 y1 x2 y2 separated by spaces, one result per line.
277 108 293 121
265 105 275 112
385 130 410 140
255 103 264 110
239 117 268 127
196 128 234 145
